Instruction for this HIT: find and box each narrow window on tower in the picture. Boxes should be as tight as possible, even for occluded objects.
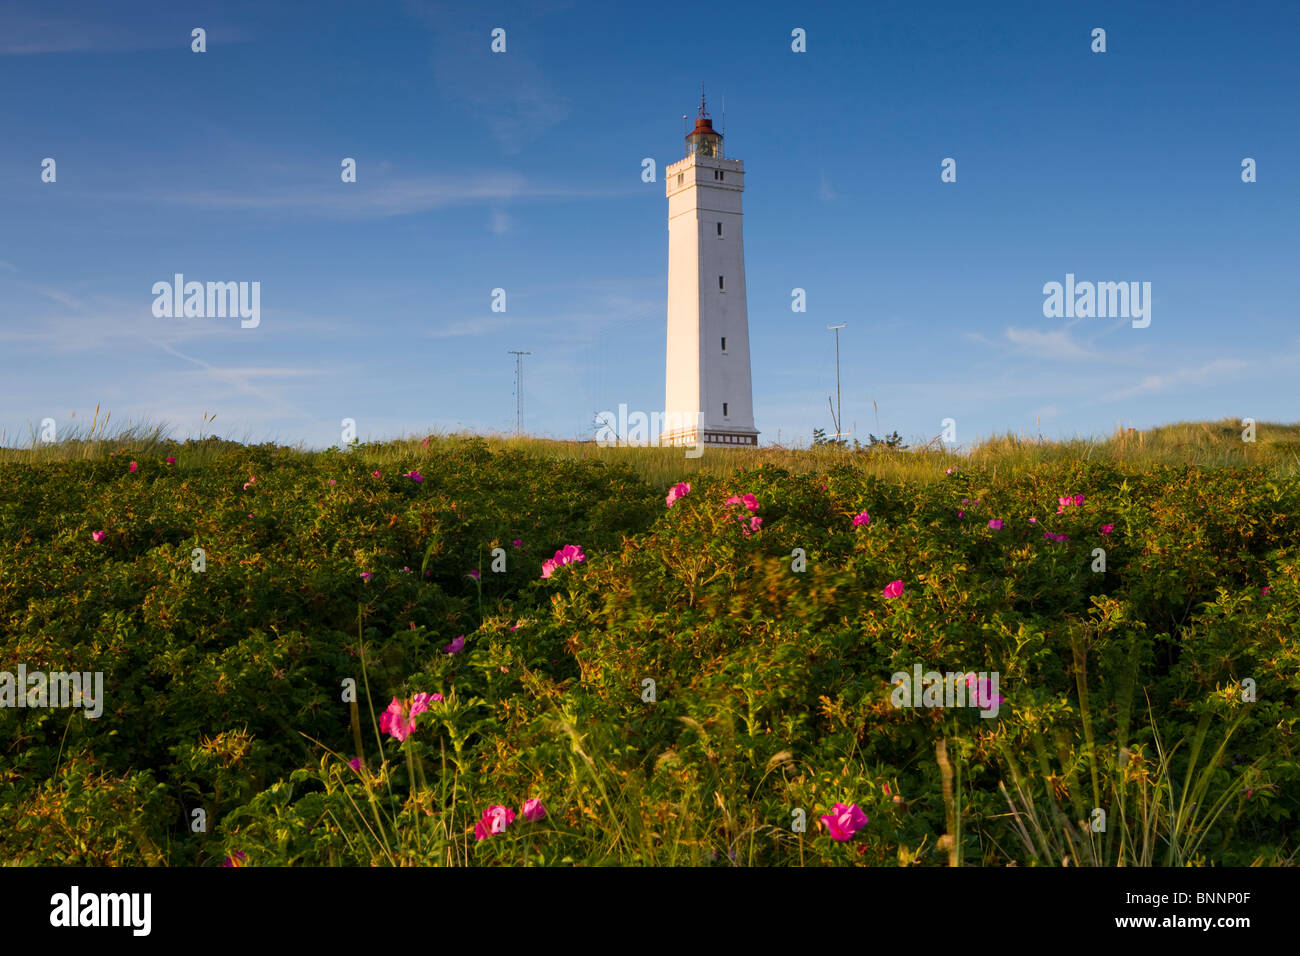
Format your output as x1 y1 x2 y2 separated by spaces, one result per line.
719 171 725 181
678 173 684 185
719 275 725 291
721 336 727 351
723 403 729 417
716 221 723 238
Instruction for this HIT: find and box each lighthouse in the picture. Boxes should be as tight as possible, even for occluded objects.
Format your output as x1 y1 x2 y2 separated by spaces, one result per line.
661 93 759 449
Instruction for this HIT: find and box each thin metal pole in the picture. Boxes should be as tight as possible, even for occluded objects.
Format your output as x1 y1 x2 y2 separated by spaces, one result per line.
827 324 846 438
508 350 531 435
835 329 841 435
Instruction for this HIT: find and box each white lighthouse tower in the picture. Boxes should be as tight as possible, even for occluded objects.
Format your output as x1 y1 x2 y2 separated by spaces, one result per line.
661 93 759 449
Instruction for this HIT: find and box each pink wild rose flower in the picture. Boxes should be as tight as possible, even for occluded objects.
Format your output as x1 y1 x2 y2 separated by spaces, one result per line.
409 692 437 717
1057 493 1086 514
522 798 547 822
379 697 415 742
379 693 440 743
882 580 904 599
542 544 586 577
91 530 107 542
820 803 868 841
666 482 691 507
725 495 761 535
445 635 465 655
852 511 871 526
966 674 1005 709
475 805 516 841
129 461 138 473
988 519 1003 530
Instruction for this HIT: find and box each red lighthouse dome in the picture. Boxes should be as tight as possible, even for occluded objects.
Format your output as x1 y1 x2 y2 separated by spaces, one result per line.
686 91 722 158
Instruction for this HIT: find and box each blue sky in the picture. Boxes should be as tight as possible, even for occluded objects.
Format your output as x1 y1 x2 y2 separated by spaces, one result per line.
1 0 1296 450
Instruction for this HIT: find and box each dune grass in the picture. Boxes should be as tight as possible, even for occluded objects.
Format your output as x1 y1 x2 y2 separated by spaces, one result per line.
4 413 1297 485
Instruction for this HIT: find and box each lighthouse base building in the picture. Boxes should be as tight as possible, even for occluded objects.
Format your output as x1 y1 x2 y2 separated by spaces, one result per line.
661 95 759 449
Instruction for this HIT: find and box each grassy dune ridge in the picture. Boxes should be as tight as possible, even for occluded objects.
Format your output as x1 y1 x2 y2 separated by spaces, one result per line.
0 418 1296 865
5 415 1299 481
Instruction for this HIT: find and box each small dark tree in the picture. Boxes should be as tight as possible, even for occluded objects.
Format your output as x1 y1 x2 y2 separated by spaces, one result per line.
812 427 847 448
852 431 909 452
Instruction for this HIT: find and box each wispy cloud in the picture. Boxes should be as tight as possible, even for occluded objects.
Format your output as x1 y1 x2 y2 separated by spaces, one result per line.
101 171 631 220
0 14 160 55
819 171 836 202
1105 358 1250 402
0 278 243 352
425 276 658 341
401 0 575 154
0 5 250 55
427 316 513 339
1004 326 1099 361
148 340 321 421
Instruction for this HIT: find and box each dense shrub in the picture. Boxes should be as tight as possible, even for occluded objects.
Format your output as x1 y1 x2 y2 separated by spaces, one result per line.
0 441 1295 864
